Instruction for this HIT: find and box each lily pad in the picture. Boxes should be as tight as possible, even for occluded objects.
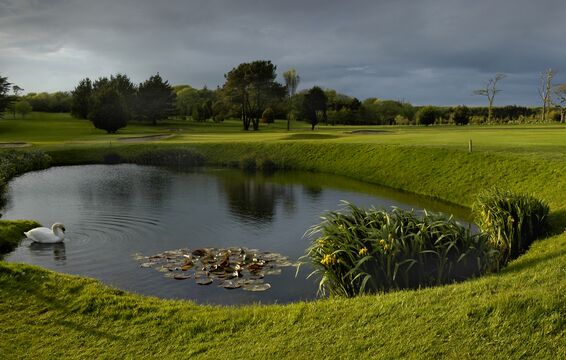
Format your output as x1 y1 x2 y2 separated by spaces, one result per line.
196 278 213 285
222 280 241 289
242 283 271 292
173 274 191 280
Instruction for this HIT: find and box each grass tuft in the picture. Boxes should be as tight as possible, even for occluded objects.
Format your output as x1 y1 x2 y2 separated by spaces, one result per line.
474 188 550 264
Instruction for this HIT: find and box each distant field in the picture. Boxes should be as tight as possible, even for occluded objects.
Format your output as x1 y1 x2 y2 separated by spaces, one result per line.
1 113 565 158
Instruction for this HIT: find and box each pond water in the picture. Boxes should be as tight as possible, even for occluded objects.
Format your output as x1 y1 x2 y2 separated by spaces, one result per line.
2 165 471 305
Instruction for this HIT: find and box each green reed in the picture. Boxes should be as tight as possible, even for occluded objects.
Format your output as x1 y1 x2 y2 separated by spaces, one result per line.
304 202 497 297
473 188 549 265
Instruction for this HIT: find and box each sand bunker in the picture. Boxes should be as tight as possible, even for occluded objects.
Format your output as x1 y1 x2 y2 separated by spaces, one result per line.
0 142 31 148
117 134 174 142
347 129 392 135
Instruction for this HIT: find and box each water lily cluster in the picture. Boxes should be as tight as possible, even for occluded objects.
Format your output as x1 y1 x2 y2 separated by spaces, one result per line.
136 247 295 292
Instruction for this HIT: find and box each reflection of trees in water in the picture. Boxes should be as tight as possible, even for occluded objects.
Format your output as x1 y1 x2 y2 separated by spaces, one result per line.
78 167 172 209
29 242 66 262
303 185 323 200
220 174 295 223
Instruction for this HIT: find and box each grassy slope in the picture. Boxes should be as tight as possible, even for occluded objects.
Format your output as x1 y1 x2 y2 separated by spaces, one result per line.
1 113 565 358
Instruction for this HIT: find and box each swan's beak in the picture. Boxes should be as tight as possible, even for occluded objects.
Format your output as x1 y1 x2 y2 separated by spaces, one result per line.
62 227 66 232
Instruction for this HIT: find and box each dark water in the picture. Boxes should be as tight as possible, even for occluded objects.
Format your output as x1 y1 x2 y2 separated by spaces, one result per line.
2 165 470 305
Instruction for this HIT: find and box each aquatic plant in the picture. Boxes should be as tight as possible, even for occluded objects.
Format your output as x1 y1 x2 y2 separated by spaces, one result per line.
473 188 549 264
304 202 497 297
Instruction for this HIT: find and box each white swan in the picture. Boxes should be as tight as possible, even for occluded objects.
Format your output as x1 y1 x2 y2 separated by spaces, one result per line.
24 223 66 243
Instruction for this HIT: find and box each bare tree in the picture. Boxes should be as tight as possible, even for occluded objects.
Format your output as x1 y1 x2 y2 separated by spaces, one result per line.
553 83 566 123
283 68 300 131
11 85 23 119
283 68 300 98
473 73 505 123
538 68 556 122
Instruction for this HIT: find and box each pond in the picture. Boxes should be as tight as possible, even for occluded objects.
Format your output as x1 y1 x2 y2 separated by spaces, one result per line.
1 165 471 305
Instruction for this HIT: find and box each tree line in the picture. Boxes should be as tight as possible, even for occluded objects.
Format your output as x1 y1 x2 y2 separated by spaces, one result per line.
1 61 565 131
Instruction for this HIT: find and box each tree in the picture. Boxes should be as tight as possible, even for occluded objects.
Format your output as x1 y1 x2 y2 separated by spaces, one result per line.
554 83 566 123
416 106 438 126
223 60 285 130
0 75 13 119
11 85 23 119
88 87 128 133
452 105 470 125
473 73 505 123
283 68 300 98
15 100 32 118
137 73 175 125
302 86 327 130
71 78 93 119
539 68 556 122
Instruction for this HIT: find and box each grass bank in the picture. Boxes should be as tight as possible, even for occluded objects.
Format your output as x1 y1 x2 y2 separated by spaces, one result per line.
0 113 565 358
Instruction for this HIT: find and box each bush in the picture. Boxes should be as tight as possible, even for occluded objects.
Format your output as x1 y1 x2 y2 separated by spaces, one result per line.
473 188 549 264
239 153 278 172
14 100 32 118
304 203 496 297
261 107 275 124
452 105 470 125
133 149 205 167
416 106 438 126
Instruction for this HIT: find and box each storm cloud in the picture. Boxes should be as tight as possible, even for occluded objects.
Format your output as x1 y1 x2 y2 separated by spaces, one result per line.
1 0 565 105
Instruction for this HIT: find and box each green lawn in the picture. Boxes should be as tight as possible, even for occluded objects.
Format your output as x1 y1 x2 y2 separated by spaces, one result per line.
0 113 565 359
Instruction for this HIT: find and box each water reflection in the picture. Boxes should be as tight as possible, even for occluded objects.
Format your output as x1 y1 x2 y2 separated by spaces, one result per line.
29 242 67 262
219 172 296 224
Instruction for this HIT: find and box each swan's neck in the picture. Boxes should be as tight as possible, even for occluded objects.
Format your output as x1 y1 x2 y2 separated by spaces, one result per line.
53 227 65 238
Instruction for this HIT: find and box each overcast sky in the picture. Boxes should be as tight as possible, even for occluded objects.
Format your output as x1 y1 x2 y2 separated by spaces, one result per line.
1 0 565 105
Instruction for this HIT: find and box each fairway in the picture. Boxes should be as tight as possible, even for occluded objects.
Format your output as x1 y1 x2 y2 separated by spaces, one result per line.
2 113 566 156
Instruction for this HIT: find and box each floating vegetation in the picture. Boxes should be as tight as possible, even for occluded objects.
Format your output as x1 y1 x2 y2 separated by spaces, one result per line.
135 247 296 292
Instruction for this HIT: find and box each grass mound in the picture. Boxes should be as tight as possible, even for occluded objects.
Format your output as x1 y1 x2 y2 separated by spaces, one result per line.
0 220 40 256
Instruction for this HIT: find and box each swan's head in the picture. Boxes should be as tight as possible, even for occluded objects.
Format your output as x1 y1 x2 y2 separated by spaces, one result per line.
52 223 66 233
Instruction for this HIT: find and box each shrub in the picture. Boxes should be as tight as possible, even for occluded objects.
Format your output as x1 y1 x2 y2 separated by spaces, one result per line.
416 106 438 126
473 188 549 264
304 203 496 297
452 105 470 125
261 107 275 124
239 153 278 172
133 149 205 167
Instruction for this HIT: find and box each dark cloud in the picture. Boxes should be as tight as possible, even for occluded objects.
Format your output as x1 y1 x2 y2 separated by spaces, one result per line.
1 0 565 105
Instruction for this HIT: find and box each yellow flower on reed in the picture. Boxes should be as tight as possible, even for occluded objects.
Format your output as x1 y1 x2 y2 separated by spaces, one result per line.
321 254 337 266
359 247 368 256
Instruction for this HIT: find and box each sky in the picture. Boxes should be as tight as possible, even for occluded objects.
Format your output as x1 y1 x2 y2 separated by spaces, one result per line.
0 0 565 105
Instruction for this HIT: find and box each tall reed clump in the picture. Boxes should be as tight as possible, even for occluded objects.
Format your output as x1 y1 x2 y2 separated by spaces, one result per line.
473 188 549 265
304 202 497 297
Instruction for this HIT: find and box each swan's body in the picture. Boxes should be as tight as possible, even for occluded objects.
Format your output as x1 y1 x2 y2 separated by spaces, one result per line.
24 223 66 243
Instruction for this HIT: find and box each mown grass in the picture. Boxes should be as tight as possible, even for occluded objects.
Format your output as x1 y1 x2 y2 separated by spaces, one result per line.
0 113 565 358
